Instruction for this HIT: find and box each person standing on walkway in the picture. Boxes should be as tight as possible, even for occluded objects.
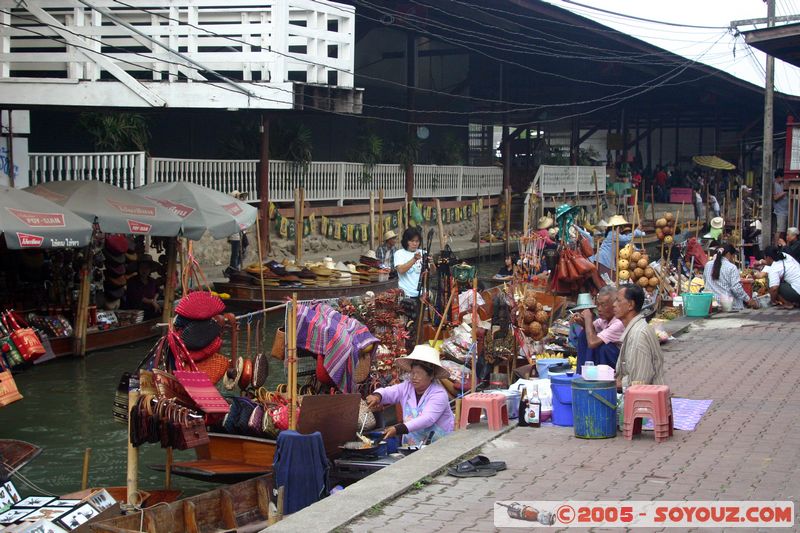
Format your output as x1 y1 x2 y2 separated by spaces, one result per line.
376 230 398 273
773 171 789 245
614 285 665 390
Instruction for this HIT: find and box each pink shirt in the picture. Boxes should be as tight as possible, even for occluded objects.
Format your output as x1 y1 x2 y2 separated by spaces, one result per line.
594 317 624 345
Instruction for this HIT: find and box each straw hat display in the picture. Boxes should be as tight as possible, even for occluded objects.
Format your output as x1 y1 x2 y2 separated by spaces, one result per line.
394 344 450 380
537 216 554 230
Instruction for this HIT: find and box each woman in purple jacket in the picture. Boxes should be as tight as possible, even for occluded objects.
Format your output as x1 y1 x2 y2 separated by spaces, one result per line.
366 345 455 446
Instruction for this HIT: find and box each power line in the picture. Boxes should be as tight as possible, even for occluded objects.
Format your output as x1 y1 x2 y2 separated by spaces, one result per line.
552 0 730 30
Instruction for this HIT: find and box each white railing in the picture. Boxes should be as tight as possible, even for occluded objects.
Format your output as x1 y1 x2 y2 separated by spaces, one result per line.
533 165 607 195
149 157 503 203
29 151 146 189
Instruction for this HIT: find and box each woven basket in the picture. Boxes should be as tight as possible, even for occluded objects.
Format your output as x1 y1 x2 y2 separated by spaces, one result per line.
270 328 286 360
176 291 225 320
196 353 229 385
355 352 372 383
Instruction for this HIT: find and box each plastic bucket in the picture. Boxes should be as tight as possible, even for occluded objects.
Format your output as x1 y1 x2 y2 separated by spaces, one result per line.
741 278 753 298
493 389 521 419
571 378 617 439
550 374 578 427
536 358 569 379
681 292 714 317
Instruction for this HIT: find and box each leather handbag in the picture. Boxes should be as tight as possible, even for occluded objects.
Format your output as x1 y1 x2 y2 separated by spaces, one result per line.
168 331 230 422
171 404 209 450
0 355 23 408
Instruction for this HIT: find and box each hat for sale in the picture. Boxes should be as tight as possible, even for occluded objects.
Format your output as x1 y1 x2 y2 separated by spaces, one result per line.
175 291 226 320
187 336 223 362
137 253 159 269
710 217 725 230
105 234 129 255
180 319 223 351
108 274 128 287
104 284 125 300
106 250 126 264
223 356 244 391
106 262 126 276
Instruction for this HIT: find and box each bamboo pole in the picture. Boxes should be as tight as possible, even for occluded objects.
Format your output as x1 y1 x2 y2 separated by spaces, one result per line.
470 277 478 394
369 191 376 250
73 250 91 356
126 388 140 506
454 398 462 430
475 196 481 264
593 170 601 223
288 293 298 431
161 238 178 324
504 187 512 257
432 289 457 343
81 448 91 490
164 447 173 490
378 188 384 239
294 188 304 263
435 199 446 252
256 218 267 311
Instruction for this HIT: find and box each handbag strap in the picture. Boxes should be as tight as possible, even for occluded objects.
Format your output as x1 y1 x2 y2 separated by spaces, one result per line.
167 330 200 372
147 336 168 371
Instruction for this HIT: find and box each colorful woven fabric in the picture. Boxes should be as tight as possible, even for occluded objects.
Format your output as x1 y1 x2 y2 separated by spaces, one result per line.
296 303 377 393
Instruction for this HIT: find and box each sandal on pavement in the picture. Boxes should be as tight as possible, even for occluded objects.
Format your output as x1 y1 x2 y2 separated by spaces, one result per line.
446 462 498 478
465 455 507 472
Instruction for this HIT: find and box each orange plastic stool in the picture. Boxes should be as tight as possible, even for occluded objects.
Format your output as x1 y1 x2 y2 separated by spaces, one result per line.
623 385 673 442
459 392 509 430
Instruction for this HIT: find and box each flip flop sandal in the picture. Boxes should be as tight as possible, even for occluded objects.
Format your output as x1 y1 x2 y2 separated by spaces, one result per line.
465 455 507 472
446 463 498 478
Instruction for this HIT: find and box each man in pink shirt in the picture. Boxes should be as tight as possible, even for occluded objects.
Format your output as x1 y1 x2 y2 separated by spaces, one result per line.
570 286 624 369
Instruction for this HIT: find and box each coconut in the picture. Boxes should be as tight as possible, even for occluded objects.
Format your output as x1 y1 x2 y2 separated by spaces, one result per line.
618 258 630 270
655 228 664 241
522 309 537 324
527 321 543 338
630 251 642 263
535 302 544 312
664 235 674 245
664 212 674 222
637 258 649 269
637 276 649 288
662 225 673 236
633 267 645 279
656 218 667 228
618 269 631 281
649 277 660 287
644 267 655 278
641 254 649 263
523 295 537 310
534 310 549 324
619 247 632 260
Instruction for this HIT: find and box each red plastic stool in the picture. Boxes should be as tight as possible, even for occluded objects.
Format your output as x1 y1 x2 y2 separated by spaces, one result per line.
623 385 673 442
459 392 509 430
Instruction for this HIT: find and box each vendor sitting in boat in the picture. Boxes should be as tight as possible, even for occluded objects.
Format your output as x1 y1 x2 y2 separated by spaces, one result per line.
494 253 517 280
591 215 645 275
570 287 623 370
366 345 454 446
124 254 161 319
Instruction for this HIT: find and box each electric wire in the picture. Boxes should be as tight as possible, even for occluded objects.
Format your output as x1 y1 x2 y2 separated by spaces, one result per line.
552 0 729 30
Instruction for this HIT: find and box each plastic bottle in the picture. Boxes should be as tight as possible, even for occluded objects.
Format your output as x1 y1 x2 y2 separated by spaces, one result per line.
517 389 529 427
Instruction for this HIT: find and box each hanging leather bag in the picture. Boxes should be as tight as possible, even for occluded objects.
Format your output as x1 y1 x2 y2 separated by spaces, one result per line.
0 355 23 408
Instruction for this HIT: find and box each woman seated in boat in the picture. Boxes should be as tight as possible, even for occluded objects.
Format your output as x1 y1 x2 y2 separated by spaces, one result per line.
394 227 434 299
494 254 517 280
366 345 454 446
124 254 161 319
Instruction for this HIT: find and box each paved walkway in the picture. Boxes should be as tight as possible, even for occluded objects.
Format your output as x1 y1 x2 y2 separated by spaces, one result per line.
344 308 800 532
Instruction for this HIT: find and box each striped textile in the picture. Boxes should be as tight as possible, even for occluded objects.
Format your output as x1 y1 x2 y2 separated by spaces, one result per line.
296 303 378 393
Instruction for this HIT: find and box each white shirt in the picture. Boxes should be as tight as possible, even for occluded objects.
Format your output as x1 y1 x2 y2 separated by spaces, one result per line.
767 253 800 294
394 248 424 297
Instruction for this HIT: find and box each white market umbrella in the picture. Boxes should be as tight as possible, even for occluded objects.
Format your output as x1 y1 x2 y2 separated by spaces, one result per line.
0 187 93 249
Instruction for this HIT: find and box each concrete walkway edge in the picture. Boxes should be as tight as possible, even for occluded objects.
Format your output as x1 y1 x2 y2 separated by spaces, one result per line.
264 424 515 532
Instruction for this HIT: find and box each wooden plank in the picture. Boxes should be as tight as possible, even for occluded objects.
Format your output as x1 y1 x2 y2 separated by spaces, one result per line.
183 500 199 533
296 393 360 457
256 478 271 518
220 489 238 529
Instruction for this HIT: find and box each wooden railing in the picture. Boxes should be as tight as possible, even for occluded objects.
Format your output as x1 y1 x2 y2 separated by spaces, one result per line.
29 153 504 203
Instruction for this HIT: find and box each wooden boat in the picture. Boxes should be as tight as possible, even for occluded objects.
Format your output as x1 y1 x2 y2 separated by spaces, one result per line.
89 474 274 533
61 487 182 508
40 318 161 361
478 276 511 288
0 439 41 482
150 393 361 484
214 278 398 308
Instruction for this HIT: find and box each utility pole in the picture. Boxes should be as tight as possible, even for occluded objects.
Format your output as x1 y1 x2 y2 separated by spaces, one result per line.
761 0 776 246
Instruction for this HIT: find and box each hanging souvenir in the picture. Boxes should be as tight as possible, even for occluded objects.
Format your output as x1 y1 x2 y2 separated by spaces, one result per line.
303 218 311 237
353 224 361 243
287 220 296 240
278 216 288 237
321 216 328 236
308 213 316 233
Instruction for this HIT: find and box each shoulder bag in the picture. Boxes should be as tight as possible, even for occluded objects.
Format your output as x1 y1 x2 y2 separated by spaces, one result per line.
168 330 230 422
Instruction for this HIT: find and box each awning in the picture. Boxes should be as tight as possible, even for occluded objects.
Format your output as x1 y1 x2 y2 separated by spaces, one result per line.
0 187 93 249
692 156 736 170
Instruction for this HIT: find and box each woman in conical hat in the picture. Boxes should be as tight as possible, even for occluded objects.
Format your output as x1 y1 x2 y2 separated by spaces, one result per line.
365 344 455 446
593 214 645 275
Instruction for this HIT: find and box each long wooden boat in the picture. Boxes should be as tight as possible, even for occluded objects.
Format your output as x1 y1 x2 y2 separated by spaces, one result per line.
150 393 361 484
214 278 398 308
89 474 274 533
0 439 41 482
61 487 182 508
37 318 161 362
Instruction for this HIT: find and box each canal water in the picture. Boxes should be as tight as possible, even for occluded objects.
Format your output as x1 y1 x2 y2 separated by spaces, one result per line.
0 257 503 498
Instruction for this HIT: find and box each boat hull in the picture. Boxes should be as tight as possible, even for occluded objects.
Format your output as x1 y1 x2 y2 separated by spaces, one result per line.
44 318 161 360
214 278 398 308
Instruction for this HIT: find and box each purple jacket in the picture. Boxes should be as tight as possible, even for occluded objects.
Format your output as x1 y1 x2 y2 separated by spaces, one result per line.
375 381 454 442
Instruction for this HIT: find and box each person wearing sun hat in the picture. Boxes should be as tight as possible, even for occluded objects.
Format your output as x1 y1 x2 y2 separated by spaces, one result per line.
569 287 624 370
365 344 455 446
591 214 645 274
376 229 398 273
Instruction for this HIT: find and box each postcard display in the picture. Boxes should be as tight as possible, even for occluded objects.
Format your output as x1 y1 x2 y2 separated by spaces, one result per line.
0 482 115 532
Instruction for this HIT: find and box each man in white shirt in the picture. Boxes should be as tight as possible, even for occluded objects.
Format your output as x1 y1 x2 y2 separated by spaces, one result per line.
763 245 800 307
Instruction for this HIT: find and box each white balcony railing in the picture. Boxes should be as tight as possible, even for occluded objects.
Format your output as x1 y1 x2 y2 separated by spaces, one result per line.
29 151 146 190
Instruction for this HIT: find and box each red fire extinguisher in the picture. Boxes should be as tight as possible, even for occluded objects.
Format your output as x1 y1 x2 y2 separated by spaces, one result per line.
2 311 45 361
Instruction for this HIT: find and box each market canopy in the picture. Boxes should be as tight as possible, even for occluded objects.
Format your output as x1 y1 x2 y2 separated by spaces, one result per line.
133 182 257 240
0 187 93 249
27 180 184 237
691 156 736 171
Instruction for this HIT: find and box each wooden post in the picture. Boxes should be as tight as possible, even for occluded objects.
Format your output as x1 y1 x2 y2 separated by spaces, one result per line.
256 219 267 311
650 185 656 223
475 196 481 264
259 113 271 255
454 398 462 430
161 238 178 324
165 447 173 490
81 448 91 490
435 199 445 252
432 289 457 343
378 188 384 239
369 191 376 250
294 188 304 264
504 187 512 257
593 170 601 223
470 277 478 394
288 293 298 431
126 388 140 506
705 181 711 226
73 251 91 356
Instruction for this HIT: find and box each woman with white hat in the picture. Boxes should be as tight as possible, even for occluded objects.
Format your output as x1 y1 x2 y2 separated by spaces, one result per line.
365 345 455 446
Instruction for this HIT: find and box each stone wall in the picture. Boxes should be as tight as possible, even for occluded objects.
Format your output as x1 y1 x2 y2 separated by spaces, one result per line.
192 209 492 276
